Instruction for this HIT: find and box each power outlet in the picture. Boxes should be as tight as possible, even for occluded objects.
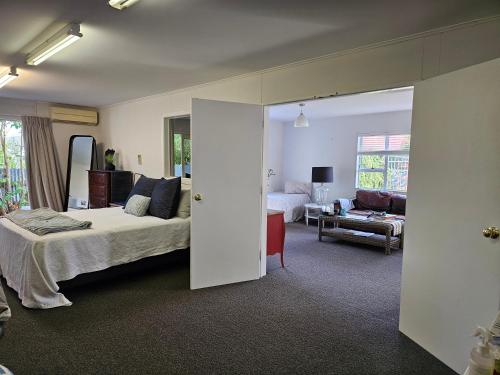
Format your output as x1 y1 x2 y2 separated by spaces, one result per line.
137 154 143 165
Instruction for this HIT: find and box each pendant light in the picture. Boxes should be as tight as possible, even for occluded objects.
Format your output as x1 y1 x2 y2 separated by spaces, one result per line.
294 103 309 128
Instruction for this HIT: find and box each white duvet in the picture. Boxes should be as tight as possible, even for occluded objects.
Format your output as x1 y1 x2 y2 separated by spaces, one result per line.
267 192 311 223
0 207 190 309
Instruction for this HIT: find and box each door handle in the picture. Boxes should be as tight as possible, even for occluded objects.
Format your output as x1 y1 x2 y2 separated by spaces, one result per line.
482 226 499 239
193 193 203 201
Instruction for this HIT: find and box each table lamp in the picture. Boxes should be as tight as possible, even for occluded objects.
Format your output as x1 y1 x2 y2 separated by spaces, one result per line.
312 166 333 205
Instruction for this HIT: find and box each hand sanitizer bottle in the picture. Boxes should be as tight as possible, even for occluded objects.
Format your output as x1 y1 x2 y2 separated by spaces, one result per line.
469 327 495 375
490 312 500 375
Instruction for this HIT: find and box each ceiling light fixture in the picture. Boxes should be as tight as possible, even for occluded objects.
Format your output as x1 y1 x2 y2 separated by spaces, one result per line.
294 103 309 128
108 0 141 10
0 67 19 89
26 23 83 66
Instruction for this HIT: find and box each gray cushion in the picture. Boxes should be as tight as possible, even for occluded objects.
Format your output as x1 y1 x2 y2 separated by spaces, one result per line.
124 195 151 217
176 189 191 218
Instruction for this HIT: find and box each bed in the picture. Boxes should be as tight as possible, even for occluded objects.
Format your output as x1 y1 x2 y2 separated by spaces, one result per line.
267 192 311 223
0 207 190 309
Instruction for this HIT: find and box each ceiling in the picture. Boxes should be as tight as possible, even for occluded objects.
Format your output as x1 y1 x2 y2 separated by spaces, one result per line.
268 87 414 122
0 0 499 107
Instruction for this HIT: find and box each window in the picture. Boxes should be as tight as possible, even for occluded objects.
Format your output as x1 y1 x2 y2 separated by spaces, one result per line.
356 134 410 193
168 117 191 178
0 119 29 214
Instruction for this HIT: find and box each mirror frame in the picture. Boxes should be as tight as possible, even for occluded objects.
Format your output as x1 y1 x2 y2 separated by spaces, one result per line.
64 135 97 211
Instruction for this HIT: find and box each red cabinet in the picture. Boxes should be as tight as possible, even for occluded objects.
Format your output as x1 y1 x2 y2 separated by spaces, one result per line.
267 209 285 267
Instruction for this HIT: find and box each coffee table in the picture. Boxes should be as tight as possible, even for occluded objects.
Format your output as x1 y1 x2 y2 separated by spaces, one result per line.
318 215 404 255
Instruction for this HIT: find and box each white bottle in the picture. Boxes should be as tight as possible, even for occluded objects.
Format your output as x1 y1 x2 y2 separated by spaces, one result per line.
490 312 500 375
469 327 495 375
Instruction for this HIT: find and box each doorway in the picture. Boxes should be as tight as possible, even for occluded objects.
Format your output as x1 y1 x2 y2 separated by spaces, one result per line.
263 87 414 317
164 116 191 178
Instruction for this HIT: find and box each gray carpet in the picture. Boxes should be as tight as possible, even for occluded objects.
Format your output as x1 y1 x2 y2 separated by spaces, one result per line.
0 222 455 374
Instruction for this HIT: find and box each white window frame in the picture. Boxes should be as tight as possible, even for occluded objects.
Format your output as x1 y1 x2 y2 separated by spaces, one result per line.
355 133 410 193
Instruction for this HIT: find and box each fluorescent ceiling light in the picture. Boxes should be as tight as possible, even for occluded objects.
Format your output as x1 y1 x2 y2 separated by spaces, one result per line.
26 23 83 66
108 0 141 10
0 67 19 89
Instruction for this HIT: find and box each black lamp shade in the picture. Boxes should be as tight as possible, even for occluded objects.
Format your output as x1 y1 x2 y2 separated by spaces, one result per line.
312 167 333 183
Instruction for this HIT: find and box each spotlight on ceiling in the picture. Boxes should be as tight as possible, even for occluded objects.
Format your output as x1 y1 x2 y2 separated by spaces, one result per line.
108 0 142 10
0 67 19 89
26 23 83 66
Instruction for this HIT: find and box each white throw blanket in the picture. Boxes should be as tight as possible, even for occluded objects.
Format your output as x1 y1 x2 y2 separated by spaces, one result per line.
338 198 354 211
0 207 190 309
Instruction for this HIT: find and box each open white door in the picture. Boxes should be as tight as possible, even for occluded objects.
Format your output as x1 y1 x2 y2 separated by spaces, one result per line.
190 99 264 289
400 58 500 373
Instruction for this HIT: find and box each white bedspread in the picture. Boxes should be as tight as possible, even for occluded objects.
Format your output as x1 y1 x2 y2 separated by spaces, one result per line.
0 207 190 309
267 192 311 223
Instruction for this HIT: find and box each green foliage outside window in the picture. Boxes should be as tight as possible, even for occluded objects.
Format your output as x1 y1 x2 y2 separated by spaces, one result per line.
358 172 384 190
173 133 191 177
358 155 384 169
174 134 182 165
0 120 29 215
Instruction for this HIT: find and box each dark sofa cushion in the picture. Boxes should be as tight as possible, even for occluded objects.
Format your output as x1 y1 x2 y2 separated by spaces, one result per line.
355 190 392 211
149 177 181 219
390 194 406 215
125 175 160 205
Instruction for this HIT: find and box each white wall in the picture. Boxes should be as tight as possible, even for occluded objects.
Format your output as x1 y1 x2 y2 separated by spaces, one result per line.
99 17 500 178
0 97 102 176
277 111 412 201
266 120 284 192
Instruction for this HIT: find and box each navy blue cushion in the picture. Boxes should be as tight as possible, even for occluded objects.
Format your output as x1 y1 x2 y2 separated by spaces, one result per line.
149 177 181 219
124 175 160 205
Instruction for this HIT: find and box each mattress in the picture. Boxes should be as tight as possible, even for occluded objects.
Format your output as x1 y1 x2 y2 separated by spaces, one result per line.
0 207 190 309
267 192 311 223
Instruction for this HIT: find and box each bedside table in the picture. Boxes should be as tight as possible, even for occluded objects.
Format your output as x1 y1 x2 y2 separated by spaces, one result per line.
304 203 323 226
267 209 285 267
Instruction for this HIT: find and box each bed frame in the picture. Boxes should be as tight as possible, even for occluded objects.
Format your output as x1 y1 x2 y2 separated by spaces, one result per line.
58 248 189 290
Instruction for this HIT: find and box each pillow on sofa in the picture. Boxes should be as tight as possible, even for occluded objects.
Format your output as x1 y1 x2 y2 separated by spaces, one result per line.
125 175 160 205
390 194 406 215
176 188 191 218
124 195 151 217
149 177 181 219
355 190 392 211
284 181 311 195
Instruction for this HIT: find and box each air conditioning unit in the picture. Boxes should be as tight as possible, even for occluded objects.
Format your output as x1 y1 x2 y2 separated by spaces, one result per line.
50 106 99 126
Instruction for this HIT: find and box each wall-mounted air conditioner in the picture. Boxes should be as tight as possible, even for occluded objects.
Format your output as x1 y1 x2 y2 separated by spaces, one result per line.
50 106 99 126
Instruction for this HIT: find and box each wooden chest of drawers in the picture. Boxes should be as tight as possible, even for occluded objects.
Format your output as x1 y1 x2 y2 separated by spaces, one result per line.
88 170 133 209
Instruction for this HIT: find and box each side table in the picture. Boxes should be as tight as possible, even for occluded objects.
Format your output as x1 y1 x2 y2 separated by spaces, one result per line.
304 203 323 226
267 209 285 267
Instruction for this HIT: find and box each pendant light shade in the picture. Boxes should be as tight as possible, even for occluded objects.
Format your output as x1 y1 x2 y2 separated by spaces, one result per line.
294 103 309 128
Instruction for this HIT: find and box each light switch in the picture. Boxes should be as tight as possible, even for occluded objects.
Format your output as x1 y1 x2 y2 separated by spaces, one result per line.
137 154 142 165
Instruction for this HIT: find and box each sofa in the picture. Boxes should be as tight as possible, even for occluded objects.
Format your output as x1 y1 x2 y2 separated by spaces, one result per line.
349 190 406 219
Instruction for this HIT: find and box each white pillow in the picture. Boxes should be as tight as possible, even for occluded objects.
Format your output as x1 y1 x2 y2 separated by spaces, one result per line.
124 195 151 217
176 189 191 218
284 181 311 195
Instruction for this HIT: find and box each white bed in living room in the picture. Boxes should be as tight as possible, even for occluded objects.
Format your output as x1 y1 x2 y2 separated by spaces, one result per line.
267 181 312 223
0 207 190 309
267 192 311 223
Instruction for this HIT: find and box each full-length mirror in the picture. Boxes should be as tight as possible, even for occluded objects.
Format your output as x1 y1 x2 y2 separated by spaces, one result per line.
64 135 97 211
